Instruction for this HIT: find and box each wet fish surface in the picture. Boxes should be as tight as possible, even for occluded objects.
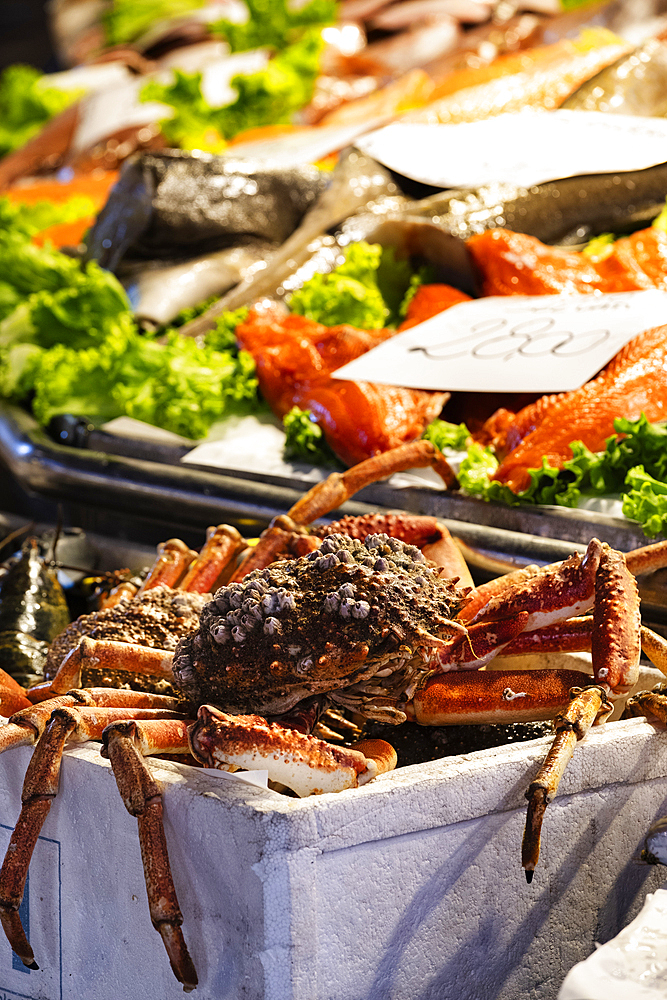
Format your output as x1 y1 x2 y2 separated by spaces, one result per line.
563 34 667 116
398 162 667 244
86 149 327 271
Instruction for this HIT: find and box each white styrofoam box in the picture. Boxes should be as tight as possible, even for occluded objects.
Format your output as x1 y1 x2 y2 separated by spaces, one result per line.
1 715 667 1000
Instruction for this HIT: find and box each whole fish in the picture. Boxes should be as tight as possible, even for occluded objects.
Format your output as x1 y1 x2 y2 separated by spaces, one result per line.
0 539 70 689
563 34 667 117
398 161 667 244
179 148 400 337
86 150 327 271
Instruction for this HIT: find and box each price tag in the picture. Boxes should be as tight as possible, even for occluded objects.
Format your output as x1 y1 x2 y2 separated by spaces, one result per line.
331 290 667 393
354 111 667 189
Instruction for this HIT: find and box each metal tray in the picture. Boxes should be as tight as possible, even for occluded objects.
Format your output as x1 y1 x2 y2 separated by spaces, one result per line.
0 401 654 553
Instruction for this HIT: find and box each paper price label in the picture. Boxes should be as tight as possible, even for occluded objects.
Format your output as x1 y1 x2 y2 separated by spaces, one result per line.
331 290 667 393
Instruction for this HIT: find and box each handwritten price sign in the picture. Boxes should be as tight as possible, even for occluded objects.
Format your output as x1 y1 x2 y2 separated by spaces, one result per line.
332 290 667 393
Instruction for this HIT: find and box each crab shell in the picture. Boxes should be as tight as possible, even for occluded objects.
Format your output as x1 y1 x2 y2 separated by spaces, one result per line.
172 533 468 717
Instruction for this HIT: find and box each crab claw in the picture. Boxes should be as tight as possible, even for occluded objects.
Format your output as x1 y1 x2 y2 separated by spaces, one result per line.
189 706 384 797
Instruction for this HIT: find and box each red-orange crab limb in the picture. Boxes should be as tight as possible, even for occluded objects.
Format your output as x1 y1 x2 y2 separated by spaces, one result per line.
228 439 463 582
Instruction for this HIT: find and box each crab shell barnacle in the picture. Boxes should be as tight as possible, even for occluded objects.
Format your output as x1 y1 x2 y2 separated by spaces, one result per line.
172 533 469 717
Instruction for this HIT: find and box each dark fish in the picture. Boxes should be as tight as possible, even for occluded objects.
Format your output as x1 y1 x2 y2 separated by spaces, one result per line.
0 539 70 688
179 148 400 336
563 34 667 117
85 149 328 271
395 162 667 244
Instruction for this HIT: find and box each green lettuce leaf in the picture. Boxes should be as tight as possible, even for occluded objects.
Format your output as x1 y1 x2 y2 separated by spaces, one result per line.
19 328 259 439
102 0 205 45
422 419 470 452
0 65 81 158
209 0 336 53
283 406 341 466
288 241 420 329
142 32 323 149
622 466 667 538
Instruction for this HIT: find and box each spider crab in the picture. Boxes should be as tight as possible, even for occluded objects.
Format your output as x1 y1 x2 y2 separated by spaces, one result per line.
0 439 666 991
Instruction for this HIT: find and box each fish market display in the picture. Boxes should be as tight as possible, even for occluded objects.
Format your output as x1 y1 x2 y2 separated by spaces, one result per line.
2 456 667 989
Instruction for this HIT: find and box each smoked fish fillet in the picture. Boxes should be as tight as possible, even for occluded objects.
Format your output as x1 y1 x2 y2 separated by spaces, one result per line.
467 226 667 296
491 326 667 492
235 303 451 467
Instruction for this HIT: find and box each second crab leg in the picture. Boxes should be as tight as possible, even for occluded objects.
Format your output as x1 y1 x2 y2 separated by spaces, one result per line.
521 543 640 879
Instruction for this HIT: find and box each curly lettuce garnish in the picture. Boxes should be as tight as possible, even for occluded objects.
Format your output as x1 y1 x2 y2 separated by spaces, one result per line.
455 415 667 536
288 241 420 329
283 406 341 466
209 0 336 53
0 65 82 158
141 31 324 150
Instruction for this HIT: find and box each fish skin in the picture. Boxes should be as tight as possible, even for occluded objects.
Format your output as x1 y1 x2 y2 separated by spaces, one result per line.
123 242 272 327
403 37 631 125
406 161 667 245
562 35 667 117
86 149 327 271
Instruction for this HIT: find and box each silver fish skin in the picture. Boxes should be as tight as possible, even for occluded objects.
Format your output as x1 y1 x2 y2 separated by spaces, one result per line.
563 35 667 117
179 148 399 336
123 243 272 327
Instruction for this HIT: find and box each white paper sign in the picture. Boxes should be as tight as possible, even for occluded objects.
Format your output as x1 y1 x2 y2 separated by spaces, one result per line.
332 289 667 394
354 111 667 189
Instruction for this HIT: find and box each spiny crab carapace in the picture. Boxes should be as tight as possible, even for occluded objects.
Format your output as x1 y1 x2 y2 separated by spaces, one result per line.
0 440 667 991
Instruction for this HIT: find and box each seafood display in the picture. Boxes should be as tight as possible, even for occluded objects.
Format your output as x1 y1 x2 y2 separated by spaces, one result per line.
0 445 667 989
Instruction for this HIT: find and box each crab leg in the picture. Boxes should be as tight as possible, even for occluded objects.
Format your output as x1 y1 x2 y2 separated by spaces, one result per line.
408 668 593 725
287 441 457 526
189 705 391 796
178 525 244 592
137 539 197 595
29 638 176 700
522 544 640 879
229 442 457 581
0 701 186 970
102 718 198 991
522 685 612 881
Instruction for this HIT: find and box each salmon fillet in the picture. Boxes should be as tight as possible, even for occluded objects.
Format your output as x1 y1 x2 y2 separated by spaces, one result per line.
235 304 451 467
491 325 667 492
